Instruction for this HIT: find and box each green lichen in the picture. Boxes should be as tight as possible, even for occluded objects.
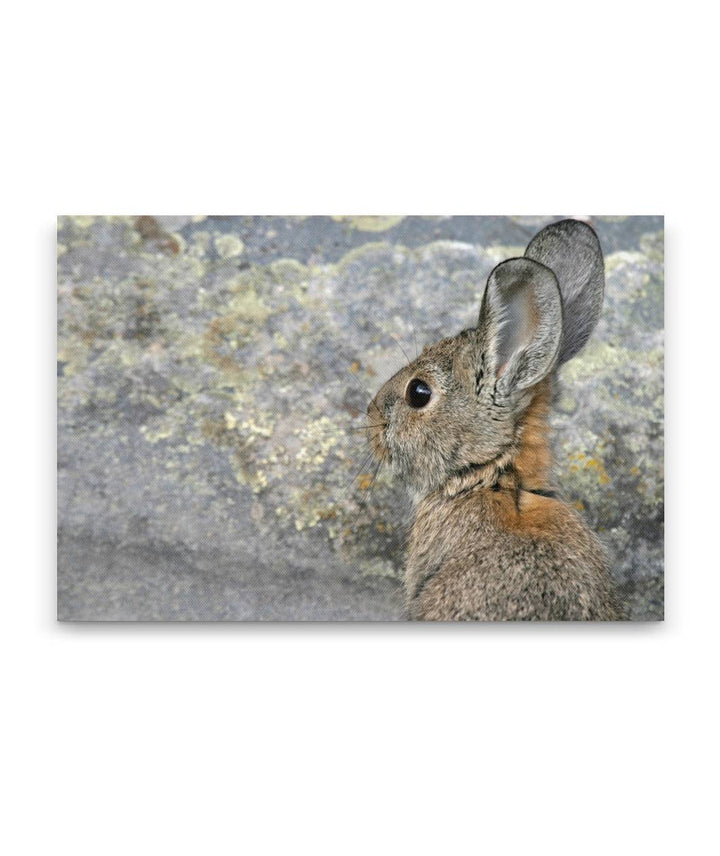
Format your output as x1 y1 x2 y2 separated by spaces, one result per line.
483 244 526 262
561 341 662 382
226 287 272 324
268 258 310 283
141 421 176 443
360 557 399 578
639 230 664 264
335 241 400 274
605 250 647 274
560 342 629 381
331 215 405 232
214 234 245 259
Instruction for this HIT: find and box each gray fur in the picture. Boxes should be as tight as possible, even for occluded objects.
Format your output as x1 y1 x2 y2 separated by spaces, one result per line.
525 219 604 365
405 489 620 621
479 257 562 397
366 218 622 621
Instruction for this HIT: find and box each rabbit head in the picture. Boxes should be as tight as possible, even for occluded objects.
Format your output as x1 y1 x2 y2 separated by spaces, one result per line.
367 219 604 499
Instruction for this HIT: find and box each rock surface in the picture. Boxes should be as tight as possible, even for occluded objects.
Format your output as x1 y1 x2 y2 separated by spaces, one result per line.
57 215 664 620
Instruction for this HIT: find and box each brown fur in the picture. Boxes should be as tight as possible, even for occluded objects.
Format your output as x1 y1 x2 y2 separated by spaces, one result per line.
366 220 622 621
404 384 621 621
513 378 554 493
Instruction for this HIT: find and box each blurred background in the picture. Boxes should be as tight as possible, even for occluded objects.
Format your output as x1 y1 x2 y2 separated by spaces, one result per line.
57 215 664 620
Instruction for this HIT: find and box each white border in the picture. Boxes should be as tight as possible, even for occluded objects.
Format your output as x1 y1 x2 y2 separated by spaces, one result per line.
4 2 715 854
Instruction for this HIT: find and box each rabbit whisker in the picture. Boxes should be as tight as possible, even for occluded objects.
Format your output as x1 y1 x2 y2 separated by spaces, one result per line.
390 333 412 366
366 450 388 492
345 448 378 494
345 364 371 396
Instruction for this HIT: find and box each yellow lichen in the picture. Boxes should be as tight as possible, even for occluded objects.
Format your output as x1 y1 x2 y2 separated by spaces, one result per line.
568 451 611 486
239 416 275 439
294 417 341 470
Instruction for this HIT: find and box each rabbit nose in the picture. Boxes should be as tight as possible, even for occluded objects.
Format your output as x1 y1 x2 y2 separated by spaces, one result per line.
370 388 398 418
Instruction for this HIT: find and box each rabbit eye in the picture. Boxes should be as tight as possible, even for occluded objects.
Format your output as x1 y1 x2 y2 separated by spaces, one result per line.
405 378 432 408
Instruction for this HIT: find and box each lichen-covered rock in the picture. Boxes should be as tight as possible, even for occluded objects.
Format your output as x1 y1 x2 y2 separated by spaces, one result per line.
57 215 663 620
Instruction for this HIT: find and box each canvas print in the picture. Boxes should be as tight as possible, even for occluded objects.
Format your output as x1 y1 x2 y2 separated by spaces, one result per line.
57 215 664 620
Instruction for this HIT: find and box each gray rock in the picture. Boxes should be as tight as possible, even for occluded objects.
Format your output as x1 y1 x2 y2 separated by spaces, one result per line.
57 215 663 620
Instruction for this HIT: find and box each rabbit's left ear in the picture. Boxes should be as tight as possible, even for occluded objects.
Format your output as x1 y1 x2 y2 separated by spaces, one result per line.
477 257 562 398
525 219 604 364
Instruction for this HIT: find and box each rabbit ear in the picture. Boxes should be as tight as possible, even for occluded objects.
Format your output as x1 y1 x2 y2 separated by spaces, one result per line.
525 219 604 365
478 257 562 396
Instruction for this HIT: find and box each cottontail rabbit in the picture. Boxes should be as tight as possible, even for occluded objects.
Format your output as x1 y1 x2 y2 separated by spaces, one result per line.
367 219 622 620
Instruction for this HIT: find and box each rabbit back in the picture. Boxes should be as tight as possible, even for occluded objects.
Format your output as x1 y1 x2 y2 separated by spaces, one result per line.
406 485 621 621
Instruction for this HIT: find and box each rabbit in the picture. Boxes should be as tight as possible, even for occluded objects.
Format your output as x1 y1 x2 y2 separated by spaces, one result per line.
366 219 622 620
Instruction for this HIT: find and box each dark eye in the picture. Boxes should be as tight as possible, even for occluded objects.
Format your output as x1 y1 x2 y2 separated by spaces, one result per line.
405 378 432 409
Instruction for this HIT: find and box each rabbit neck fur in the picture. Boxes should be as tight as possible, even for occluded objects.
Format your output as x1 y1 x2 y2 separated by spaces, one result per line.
441 378 555 501
404 380 621 620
